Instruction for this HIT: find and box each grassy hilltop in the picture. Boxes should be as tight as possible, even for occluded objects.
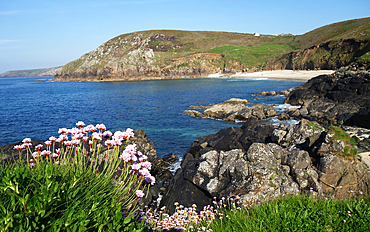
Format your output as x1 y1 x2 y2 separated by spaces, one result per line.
53 17 370 80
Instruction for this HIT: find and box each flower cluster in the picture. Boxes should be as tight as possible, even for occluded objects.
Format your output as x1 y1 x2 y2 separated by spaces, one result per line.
13 121 155 205
141 196 260 232
119 143 156 186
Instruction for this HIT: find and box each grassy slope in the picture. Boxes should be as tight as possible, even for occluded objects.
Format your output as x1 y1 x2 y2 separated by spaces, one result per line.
292 17 370 49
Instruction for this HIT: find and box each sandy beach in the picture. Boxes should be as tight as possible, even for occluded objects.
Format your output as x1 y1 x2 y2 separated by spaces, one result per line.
209 70 335 81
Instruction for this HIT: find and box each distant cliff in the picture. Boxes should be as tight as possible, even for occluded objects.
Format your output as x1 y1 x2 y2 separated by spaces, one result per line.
0 67 62 78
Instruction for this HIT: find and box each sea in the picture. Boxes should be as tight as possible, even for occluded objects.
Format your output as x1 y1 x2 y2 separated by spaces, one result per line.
0 76 303 163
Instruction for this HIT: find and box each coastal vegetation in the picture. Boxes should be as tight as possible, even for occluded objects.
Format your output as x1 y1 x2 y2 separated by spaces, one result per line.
0 122 154 231
141 194 370 231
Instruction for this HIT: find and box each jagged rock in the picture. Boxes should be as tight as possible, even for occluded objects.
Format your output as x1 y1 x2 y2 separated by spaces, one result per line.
183 110 204 118
278 112 290 120
285 69 370 128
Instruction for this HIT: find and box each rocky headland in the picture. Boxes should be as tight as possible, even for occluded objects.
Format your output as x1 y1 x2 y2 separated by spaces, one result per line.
0 67 62 78
283 64 370 129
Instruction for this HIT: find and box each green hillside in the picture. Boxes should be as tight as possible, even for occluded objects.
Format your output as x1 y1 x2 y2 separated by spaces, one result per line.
292 17 370 49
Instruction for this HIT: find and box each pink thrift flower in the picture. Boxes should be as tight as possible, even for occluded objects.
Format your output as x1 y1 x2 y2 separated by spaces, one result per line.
44 141 52 146
126 128 135 139
51 153 58 159
85 125 97 133
58 128 68 134
131 162 141 171
102 131 112 138
22 138 31 143
76 121 85 128
83 136 89 142
124 144 137 154
113 131 125 141
139 154 148 162
112 139 122 146
49 136 57 142
92 132 101 141
131 154 138 162
141 161 152 170
13 144 24 151
32 152 39 159
74 133 84 140
23 143 32 148
58 134 68 141
35 144 43 151
136 190 145 198
119 151 131 162
105 140 113 147
69 127 80 136
40 150 51 157
71 140 80 146
145 175 156 185
139 168 150 177
97 144 102 149
96 124 106 131
55 148 61 154
64 141 72 146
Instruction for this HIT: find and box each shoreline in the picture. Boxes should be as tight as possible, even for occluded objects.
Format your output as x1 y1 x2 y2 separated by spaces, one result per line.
210 70 336 81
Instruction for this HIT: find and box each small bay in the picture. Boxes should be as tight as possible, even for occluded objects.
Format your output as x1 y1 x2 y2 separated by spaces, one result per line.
0 76 302 158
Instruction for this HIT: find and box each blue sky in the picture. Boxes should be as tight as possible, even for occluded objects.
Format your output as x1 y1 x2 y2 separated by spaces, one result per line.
0 0 369 73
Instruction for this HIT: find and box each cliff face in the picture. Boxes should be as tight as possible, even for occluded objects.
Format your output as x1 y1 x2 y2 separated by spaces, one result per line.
264 39 370 70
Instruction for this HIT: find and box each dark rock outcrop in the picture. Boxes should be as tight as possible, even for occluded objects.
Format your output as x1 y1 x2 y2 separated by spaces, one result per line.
284 67 370 128
160 119 370 214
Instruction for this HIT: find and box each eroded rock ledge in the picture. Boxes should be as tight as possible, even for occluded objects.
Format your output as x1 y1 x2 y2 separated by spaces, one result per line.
183 98 277 122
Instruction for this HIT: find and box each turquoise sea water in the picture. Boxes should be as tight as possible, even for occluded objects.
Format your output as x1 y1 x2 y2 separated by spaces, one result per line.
0 76 303 158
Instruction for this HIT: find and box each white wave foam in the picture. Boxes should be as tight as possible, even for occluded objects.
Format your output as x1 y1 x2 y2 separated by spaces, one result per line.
273 103 301 111
228 77 268 81
169 157 182 174
260 116 299 126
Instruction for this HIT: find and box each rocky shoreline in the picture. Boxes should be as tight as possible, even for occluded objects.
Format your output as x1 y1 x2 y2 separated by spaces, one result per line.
283 66 370 129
